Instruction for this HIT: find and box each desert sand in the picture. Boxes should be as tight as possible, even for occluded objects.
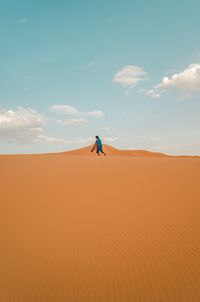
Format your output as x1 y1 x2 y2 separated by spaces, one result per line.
0 145 200 302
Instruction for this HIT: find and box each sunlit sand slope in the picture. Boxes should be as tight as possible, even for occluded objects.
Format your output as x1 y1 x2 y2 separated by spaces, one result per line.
62 144 168 157
0 151 200 302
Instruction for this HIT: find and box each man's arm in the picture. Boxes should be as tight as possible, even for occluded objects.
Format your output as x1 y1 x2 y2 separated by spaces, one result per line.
90 142 97 152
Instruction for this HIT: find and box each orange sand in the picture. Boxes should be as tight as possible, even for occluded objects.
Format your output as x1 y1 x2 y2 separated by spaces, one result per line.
0 145 200 302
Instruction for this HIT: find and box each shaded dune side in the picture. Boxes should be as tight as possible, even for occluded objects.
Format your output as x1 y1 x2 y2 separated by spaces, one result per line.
60 144 169 157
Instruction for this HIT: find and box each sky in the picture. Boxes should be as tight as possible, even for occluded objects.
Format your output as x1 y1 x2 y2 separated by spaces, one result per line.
0 0 200 155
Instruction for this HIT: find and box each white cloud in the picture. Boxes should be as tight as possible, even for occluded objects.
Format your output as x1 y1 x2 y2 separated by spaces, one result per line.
144 89 161 99
0 107 99 148
0 107 46 143
0 107 118 151
85 111 104 118
102 136 119 142
56 118 88 126
113 65 147 87
49 105 81 115
145 63 200 98
49 105 105 118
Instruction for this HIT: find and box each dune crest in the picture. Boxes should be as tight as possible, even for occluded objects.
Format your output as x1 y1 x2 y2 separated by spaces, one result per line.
60 144 168 157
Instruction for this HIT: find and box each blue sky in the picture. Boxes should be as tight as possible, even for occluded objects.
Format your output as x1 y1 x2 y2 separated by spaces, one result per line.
0 0 200 154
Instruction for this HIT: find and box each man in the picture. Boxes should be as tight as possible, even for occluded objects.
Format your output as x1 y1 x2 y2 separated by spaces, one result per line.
91 136 106 156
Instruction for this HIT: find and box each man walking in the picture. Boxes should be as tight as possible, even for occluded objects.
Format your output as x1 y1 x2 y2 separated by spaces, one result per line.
91 136 106 156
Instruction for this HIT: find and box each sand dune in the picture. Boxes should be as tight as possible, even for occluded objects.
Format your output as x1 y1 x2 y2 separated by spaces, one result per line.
61 144 169 157
0 146 200 302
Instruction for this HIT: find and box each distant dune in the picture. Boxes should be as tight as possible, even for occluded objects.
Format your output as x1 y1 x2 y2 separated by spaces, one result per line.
1 146 200 302
60 144 200 158
61 144 169 157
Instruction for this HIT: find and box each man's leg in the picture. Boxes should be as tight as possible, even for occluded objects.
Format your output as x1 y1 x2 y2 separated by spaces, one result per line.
101 150 106 156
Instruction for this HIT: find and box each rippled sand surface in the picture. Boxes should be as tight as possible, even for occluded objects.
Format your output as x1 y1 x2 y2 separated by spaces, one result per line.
1 148 200 302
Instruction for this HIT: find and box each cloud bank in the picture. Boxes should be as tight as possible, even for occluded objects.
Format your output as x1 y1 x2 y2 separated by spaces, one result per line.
0 107 46 143
0 107 108 148
145 63 200 98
